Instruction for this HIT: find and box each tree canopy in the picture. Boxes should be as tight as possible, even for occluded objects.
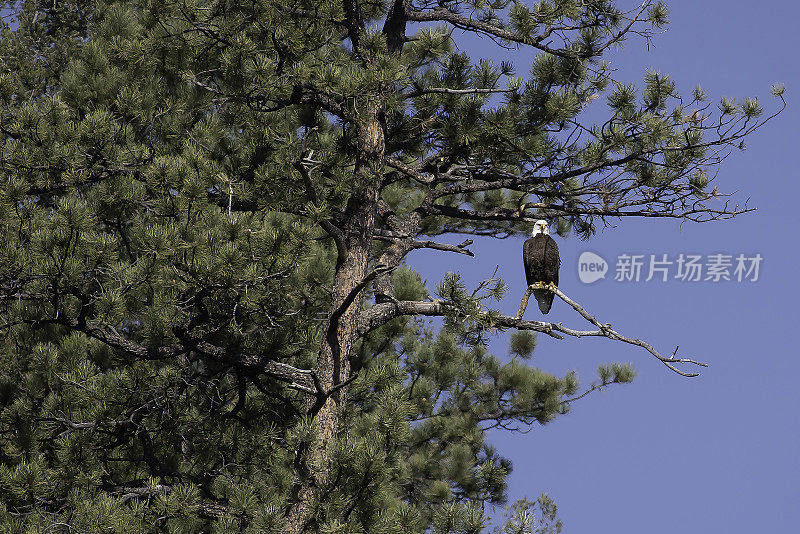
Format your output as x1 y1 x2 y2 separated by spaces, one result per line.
0 0 782 532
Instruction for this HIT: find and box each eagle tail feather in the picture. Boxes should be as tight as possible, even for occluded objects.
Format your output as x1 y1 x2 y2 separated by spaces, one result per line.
533 289 554 314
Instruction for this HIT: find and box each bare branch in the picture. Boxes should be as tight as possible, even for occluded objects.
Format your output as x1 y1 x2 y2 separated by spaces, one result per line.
373 233 475 257
412 239 474 256
406 85 518 97
427 201 753 225
517 283 707 376
357 285 706 377
385 156 434 185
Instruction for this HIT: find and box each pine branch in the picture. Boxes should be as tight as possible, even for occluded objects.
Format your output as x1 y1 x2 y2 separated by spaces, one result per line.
517 283 707 376
293 153 347 266
407 2 657 59
373 233 475 257
411 239 475 256
406 85 518 97
427 200 753 224
108 485 238 519
357 286 706 377
384 156 434 185
31 318 325 397
407 8 580 58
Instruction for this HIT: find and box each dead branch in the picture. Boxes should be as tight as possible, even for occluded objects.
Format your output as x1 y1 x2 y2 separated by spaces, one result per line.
373 234 475 257
357 284 707 377
517 283 707 376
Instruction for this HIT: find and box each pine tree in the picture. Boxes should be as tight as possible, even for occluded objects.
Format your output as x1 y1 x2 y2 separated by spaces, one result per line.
0 0 783 532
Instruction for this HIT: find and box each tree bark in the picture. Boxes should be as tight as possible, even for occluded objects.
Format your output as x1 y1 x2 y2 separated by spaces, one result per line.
285 100 385 533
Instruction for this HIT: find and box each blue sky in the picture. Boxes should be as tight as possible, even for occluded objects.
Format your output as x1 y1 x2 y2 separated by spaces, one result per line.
409 2 799 532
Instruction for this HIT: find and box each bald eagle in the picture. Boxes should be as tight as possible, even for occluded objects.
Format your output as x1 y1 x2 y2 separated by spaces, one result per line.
523 220 561 314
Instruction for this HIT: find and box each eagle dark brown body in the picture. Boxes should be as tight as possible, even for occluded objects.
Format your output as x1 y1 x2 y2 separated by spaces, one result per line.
523 233 561 314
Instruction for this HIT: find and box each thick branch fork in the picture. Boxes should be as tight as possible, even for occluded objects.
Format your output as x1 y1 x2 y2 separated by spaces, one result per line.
358 284 707 377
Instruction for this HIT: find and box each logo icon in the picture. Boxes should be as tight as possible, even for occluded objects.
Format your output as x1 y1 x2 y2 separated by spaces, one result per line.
578 251 608 284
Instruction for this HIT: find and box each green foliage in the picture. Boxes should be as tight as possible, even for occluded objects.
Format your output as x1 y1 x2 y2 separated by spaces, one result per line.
393 266 430 302
647 2 669 28
494 495 562 534
509 331 537 359
597 363 637 385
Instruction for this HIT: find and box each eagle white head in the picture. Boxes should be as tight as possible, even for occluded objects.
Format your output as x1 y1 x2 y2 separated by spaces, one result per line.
531 219 550 236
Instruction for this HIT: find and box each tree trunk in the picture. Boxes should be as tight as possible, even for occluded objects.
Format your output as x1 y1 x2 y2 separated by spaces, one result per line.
285 100 385 533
